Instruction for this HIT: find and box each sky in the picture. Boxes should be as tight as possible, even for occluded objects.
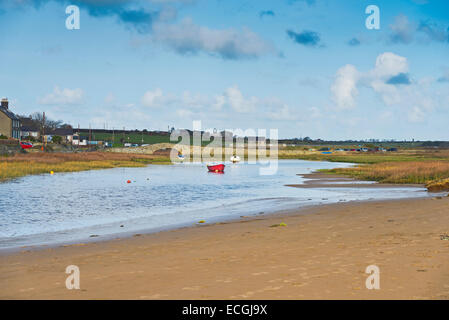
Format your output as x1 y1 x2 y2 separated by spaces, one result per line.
0 0 448 140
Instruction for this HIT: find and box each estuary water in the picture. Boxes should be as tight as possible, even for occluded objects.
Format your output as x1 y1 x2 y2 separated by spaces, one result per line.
0 160 429 250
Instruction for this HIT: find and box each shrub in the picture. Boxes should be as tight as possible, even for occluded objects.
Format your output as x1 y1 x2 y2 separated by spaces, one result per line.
52 135 63 144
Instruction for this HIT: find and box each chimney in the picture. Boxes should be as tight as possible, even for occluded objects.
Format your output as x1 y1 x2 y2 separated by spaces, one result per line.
1 98 8 109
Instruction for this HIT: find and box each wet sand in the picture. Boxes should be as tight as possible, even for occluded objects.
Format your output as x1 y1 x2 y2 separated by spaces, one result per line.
1 196 448 299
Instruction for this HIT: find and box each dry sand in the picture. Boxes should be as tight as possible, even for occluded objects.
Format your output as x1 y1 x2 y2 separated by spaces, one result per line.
1 197 448 300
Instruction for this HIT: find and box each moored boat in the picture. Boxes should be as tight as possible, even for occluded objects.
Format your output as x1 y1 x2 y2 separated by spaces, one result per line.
207 163 225 173
230 155 241 163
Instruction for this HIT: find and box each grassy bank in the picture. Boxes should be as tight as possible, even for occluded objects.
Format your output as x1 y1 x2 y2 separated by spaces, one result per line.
0 152 171 182
278 149 448 163
321 161 449 184
278 148 449 191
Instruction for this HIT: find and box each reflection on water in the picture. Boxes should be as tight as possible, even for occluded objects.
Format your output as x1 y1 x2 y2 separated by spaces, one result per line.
0 160 428 249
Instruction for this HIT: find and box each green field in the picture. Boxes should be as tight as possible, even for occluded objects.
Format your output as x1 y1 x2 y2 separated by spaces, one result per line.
82 132 171 146
83 132 216 147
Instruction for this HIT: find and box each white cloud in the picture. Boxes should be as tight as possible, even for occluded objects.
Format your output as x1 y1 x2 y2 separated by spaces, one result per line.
38 86 84 105
104 93 116 105
152 18 274 60
141 88 164 107
175 108 194 118
370 52 409 79
138 85 320 126
331 64 359 110
389 15 415 44
222 86 257 113
330 52 438 122
142 85 259 113
408 106 425 122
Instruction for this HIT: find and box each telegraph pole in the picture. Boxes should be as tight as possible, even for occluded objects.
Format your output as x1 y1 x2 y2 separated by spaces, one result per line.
42 112 46 151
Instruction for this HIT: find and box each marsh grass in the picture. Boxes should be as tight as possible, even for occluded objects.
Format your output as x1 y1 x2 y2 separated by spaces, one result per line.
321 161 449 188
0 152 171 181
281 148 449 190
279 149 449 164
426 178 449 192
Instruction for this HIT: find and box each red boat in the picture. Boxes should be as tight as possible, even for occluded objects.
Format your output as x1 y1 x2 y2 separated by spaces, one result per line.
207 164 225 173
20 142 33 149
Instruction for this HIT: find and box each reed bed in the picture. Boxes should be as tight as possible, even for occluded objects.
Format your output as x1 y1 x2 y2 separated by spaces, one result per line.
0 152 171 181
322 161 449 189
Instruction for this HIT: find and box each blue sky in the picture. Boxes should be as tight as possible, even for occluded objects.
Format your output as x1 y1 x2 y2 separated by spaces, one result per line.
0 0 448 140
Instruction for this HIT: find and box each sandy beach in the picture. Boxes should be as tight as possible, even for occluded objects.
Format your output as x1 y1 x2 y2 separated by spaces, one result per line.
1 195 448 300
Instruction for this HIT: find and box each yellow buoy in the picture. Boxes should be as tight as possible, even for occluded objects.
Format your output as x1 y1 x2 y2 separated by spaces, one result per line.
198 220 205 224
50 171 54 175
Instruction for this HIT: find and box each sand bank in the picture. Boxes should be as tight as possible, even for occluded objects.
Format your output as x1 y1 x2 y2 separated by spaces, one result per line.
286 173 425 189
1 196 448 299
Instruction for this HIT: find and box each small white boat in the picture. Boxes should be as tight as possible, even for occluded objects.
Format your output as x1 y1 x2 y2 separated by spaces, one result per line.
178 154 185 162
230 155 241 163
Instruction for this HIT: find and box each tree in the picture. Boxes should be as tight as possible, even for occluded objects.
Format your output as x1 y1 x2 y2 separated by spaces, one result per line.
52 135 63 144
30 112 71 132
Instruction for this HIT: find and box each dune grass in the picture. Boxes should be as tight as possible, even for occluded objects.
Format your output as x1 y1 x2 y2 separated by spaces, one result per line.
0 152 171 182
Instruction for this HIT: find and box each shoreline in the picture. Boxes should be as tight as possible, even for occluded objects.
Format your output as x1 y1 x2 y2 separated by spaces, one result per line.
0 165 437 255
1 196 448 299
0 187 434 255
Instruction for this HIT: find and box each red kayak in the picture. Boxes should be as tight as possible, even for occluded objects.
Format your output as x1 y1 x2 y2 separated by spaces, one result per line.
20 142 33 149
207 164 225 173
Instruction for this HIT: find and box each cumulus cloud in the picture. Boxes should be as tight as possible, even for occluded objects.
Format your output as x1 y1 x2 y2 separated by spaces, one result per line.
286 29 322 47
408 106 426 123
369 52 409 79
152 18 274 59
38 86 84 105
221 86 257 113
141 88 165 107
330 52 437 122
138 85 315 124
331 65 359 110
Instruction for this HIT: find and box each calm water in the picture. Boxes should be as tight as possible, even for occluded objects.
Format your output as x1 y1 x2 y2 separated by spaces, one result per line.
0 160 428 250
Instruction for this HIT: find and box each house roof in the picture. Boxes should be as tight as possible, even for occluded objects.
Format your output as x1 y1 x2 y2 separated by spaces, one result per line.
46 128 74 136
21 126 40 132
0 106 20 121
19 117 36 127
